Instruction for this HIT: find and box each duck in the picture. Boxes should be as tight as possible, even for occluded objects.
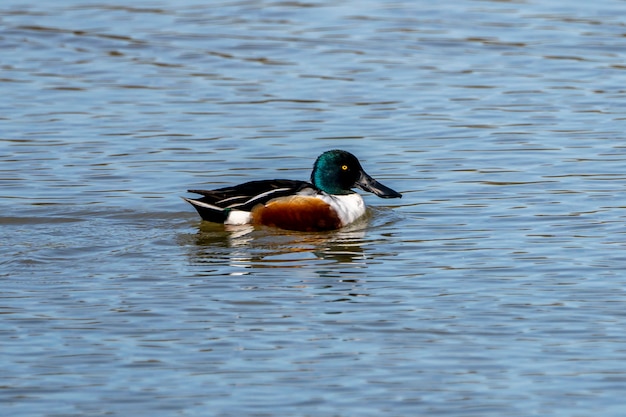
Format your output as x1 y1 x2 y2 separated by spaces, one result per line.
183 149 402 232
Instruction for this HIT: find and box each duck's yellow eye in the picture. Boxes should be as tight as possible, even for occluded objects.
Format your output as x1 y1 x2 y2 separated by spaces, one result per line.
341 165 348 171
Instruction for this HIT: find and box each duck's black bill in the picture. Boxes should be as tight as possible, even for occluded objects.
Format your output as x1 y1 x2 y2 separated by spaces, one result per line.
356 171 402 199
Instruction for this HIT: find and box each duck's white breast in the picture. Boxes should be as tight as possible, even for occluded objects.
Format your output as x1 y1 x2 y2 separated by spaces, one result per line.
316 193 366 226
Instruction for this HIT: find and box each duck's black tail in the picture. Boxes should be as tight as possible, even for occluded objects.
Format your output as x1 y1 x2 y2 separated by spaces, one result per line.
181 197 229 223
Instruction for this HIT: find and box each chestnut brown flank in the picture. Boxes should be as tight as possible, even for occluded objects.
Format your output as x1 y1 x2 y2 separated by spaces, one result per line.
252 196 342 231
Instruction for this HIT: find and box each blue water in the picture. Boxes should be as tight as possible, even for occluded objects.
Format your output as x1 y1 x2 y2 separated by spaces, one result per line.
3 0 626 416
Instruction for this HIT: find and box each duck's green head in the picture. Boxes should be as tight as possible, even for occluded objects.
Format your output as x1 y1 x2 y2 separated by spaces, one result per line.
310 150 402 198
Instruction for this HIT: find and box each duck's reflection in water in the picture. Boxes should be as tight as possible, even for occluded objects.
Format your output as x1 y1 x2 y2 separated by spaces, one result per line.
188 215 369 269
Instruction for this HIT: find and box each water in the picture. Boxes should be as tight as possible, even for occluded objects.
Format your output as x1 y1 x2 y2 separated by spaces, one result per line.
2 0 626 415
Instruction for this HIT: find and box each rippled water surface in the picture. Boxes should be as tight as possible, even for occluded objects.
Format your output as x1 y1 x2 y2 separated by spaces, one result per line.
3 0 626 415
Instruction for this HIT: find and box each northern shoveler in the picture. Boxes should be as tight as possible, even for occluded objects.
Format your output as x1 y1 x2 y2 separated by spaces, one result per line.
183 149 402 232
